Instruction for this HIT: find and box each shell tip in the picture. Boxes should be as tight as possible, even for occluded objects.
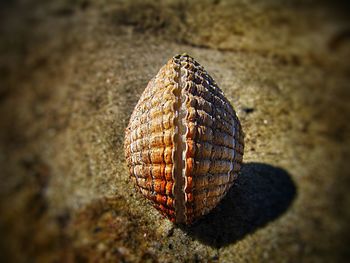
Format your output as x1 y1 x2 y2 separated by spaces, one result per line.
174 53 191 59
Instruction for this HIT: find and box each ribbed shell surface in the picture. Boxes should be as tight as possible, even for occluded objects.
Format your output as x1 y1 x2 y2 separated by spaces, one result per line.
124 54 244 225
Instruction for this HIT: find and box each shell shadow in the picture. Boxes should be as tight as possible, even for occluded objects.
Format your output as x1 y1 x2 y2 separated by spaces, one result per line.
180 162 297 248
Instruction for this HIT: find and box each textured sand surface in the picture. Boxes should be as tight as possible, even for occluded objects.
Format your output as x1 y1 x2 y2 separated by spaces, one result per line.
0 0 349 262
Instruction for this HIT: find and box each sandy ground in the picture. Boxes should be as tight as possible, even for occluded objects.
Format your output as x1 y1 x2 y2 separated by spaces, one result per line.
0 0 350 262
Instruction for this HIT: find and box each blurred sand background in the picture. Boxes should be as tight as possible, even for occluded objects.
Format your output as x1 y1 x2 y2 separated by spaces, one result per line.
0 0 350 262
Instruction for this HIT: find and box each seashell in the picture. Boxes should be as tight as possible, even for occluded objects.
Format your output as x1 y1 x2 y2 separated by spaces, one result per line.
124 54 244 224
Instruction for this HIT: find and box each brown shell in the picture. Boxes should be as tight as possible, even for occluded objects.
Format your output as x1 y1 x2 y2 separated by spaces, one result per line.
124 54 244 225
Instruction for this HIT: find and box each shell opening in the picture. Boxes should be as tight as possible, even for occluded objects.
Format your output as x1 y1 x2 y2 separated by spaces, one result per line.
172 59 188 224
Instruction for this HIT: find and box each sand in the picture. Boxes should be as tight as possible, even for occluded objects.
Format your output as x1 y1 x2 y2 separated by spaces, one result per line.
0 0 349 262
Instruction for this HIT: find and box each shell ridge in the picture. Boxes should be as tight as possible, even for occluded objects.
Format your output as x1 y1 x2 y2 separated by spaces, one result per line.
170 66 178 221
194 66 236 121
159 80 167 210
182 91 190 223
146 84 155 201
127 90 145 191
180 61 190 224
137 74 158 201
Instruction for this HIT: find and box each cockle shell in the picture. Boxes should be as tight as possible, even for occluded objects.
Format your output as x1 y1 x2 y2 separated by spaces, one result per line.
124 54 244 224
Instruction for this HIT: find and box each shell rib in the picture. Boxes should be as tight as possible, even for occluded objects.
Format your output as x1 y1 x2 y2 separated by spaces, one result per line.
124 54 244 224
